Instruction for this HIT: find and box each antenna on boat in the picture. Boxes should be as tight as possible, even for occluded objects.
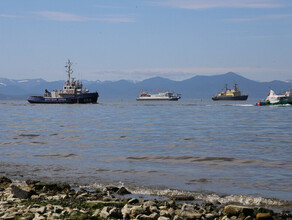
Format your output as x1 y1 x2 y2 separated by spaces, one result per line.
286 80 291 92
234 83 238 91
65 59 73 83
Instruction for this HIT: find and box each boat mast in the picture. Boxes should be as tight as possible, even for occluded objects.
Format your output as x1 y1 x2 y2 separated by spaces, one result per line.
234 83 238 91
65 60 73 85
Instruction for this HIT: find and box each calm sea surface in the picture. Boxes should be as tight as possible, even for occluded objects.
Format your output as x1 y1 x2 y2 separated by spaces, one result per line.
0 100 291 209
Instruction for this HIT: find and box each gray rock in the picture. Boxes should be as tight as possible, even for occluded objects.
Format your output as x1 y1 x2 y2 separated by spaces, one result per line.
0 213 15 220
159 206 168 210
36 206 46 214
26 179 40 186
149 212 159 220
143 200 157 209
129 198 139 204
168 200 176 208
33 212 46 220
173 215 183 220
143 201 158 213
100 206 111 219
136 214 154 220
167 208 175 217
92 209 100 217
53 205 63 214
205 213 216 219
45 204 53 211
0 177 12 189
130 205 145 218
160 209 171 218
106 185 119 192
11 184 35 199
223 205 254 217
145 205 159 214
109 207 123 219
117 186 131 195
256 212 273 220
30 195 40 200
178 203 202 220
51 213 61 219
158 217 170 220
122 204 132 219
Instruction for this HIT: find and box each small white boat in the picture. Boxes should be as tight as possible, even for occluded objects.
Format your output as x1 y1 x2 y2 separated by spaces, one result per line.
136 91 181 101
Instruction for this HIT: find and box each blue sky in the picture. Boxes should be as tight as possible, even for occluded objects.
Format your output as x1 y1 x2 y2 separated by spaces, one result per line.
0 0 292 82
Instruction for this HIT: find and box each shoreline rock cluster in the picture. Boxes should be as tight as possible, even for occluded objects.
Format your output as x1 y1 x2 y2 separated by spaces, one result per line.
0 176 291 220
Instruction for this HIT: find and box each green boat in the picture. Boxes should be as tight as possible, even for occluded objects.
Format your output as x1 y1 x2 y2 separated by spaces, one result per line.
256 89 292 106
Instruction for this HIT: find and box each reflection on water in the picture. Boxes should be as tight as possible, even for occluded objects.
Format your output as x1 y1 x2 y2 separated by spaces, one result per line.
0 100 291 208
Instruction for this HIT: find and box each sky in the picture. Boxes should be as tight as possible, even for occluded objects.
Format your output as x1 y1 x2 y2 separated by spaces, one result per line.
0 0 292 82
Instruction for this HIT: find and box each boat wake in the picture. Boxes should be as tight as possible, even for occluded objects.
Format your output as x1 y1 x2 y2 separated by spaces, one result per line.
216 103 254 107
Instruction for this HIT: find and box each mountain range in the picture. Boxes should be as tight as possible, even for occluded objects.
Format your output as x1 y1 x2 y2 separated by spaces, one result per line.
0 72 291 100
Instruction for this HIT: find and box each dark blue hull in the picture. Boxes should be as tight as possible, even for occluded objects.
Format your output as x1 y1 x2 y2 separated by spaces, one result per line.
27 92 98 104
212 95 248 101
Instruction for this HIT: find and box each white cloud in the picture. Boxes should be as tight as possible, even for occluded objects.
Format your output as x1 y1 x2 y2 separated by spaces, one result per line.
34 11 135 23
0 14 22 18
155 0 286 9
34 11 87 22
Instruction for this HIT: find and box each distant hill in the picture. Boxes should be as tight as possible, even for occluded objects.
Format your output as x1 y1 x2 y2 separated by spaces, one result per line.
0 73 291 100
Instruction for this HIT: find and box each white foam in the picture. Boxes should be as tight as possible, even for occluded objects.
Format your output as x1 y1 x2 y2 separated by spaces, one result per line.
79 183 291 209
203 194 287 207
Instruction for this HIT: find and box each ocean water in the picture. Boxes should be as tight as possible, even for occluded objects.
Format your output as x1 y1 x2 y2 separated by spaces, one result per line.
0 100 291 210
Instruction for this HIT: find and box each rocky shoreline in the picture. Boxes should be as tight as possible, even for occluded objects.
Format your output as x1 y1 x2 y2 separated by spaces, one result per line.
0 176 291 220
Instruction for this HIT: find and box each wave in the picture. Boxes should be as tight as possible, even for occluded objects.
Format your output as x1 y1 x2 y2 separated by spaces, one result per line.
32 153 80 158
125 155 292 169
80 183 292 211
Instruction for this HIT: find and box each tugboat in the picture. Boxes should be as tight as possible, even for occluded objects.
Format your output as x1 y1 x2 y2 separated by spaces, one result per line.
212 83 248 101
256 89 292 106
27 60 98 104
136 90 181 101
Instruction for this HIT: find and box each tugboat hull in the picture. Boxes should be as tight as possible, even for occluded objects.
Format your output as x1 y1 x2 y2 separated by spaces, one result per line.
27 92 98 104
212 95 248 101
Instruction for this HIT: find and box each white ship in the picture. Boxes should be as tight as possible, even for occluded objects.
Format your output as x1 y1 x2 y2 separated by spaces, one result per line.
136 91 181 101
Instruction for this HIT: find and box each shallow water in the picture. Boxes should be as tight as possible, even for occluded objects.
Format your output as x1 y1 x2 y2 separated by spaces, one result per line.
0 100 291 209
